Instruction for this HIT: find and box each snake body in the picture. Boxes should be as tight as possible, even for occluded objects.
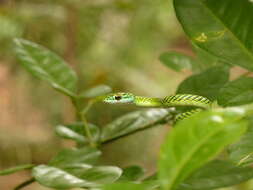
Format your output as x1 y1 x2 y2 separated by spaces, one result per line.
101 92 211 122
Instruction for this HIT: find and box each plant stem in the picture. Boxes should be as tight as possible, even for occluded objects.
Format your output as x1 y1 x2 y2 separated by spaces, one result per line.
72 98 96 147
79 110 96 147
13 177 35 190
81 100 94 115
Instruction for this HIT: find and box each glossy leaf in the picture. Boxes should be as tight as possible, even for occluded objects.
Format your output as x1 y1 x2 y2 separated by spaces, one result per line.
174 0 253 71
178 160 253 190
159 51 193 72
0 164 34 175
79 84 112 98
159 109 247 190
103 183 148 190
49 147 101 167
177 66 229 101
101 109 171 142
55 122 100 144
14 38 77 97
32 164 122 189
218 77 253 107
120 166 145 181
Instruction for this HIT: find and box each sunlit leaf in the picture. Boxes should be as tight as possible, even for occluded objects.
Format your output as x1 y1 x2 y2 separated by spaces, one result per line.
218 77 253 107
0 164 34 176
14 38 78 97
178 160 253 190
159 51 193 72
229 119 253 166
177 66 229 101
49 147 101 167
101 109 171 142
159 109 247 190
79 84 112 98
55 122 100 144
32 164 122 189
174 0 253 71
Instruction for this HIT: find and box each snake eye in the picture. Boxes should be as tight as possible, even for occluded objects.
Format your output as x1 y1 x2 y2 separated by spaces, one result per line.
114 96 122 100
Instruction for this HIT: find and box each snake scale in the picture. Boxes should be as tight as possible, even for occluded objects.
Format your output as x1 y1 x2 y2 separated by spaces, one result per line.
101 92 212 122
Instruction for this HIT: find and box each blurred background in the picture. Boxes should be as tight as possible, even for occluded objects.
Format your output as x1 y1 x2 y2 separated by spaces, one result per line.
0 0 193 189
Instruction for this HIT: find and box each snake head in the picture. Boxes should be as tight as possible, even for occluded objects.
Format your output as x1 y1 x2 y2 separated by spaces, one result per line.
102 92 135 104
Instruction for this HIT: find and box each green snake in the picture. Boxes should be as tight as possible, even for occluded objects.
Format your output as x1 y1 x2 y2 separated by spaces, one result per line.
100 92 212 122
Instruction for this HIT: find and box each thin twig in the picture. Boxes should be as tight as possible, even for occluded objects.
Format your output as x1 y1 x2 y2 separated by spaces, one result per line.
101 117 171 145
14 177 35 190
72 98 96 147
80 111 96 147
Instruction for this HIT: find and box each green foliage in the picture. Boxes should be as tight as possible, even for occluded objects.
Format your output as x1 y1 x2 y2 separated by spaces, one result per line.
218 77 253 107
32 164 122 189
120 166 145 181
55 123 100 144
101 108 171 142
159 109 247 190
48 147 101 167
0 164 34 175
177 66 229 101
79 85 112 99
228 120 253 166
174 0 253 71
159 51 194 72
5 0 253 189
178 160 253 190
14 38 78 97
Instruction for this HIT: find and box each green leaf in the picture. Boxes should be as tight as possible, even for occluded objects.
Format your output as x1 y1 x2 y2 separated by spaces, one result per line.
229 123 253 165
0 164 34 176
218 77 253 107
49 147 101 167
159 109 247 190
77 166 122 185
14 38 78 97
103 183 148 190
177 66 229 101
32 164 122 189
55 122 100 144
178 160 253 190
120 166 145 181
159 51 193 72
192 42 229 71
101 109 171 142
174 0 253 71
79 84 112 98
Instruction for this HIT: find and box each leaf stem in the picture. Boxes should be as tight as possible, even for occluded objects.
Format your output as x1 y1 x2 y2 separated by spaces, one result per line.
13 177 35 190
